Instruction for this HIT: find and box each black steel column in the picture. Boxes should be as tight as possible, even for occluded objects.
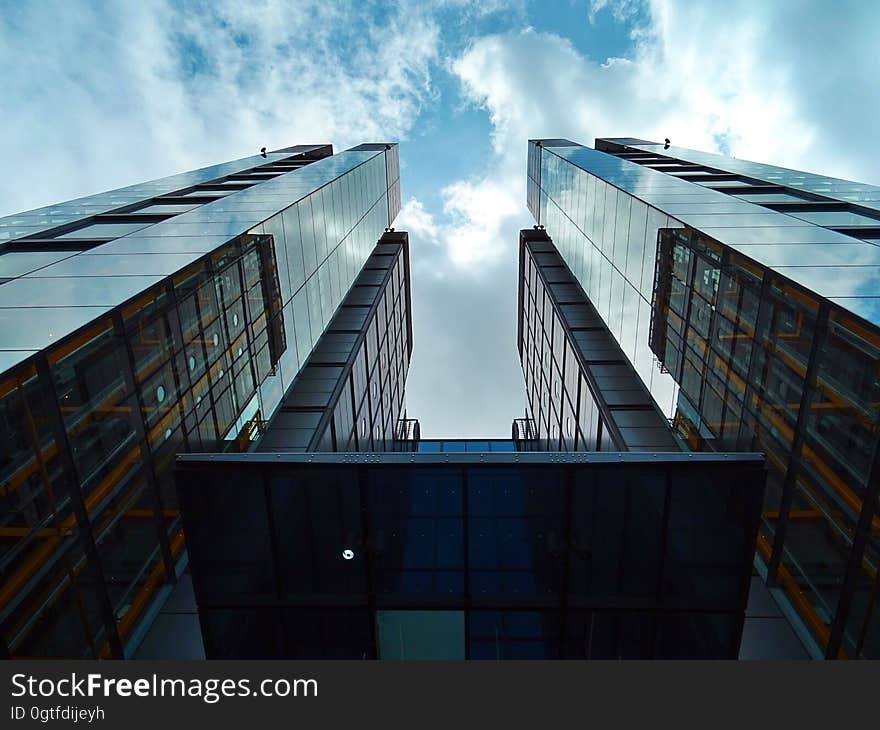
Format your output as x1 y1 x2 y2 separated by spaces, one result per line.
358 464 378 658
556 465 574 659
112 311 176 585
766 300 829 584
462 464 471 660
652 469 674 658
826 429 880 658
163 280 195 452
261 469 287 655
36 356 124 659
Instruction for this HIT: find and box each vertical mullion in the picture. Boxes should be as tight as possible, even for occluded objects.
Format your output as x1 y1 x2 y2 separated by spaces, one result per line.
462 465 470 660
358 464 377 659
826 430 880 658
767 299 829 583
556 465 574 659
261 467 286 656
112 311 176 583
36 355 124 659
652 469 673 658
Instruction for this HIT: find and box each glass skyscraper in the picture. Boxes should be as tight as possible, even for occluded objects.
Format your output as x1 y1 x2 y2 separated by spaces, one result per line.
0 142 401 658
172 182 766 660
517 227 680 453
5 134 855 661
527 137 880 659
253 229 413 454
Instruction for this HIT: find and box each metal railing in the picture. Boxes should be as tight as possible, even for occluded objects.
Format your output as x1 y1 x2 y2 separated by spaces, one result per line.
392 418 421 451
512 417 540 451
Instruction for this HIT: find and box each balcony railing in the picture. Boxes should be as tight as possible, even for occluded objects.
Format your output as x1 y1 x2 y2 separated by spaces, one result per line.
391 418 421 451
512 417 540 451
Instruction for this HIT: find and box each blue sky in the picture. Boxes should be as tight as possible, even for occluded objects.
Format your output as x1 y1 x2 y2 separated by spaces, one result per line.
2 0 878 436
403 2 640 209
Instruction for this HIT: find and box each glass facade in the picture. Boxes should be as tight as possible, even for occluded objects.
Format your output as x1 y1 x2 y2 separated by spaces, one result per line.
416 440 517 452
0 233 283 657
518 228 680 452
0 142 401 657
0 145 330 243
528 141 685 419
176 452 765 659
528 137 880 659
608 138 880 217
255 232 413 453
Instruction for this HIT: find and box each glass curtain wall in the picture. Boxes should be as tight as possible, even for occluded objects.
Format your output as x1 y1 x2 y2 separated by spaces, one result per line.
518 232 680 453
650 227 880 659
250 149 397 420
0 144 401 658
255 235 412 453
0 234 282 657
177 453 765 660
531 143 683 417
528 139 880 659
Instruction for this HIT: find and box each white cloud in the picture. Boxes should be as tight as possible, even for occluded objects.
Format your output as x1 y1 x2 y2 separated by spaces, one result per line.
441 178 521 265
397 181 521 268
0 0 441 216
4 0 877 438
440 0 880 269
401 0 880 435
0 0 530 438
588 0 642 25
396 197 441 243
398 177 523 268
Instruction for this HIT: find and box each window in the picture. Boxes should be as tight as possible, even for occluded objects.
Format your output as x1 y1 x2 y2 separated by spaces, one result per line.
734 192 808 204
377 611 464 659
56 221 153 239
133 203 200 215
697 179 757 189
789 209 880 227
